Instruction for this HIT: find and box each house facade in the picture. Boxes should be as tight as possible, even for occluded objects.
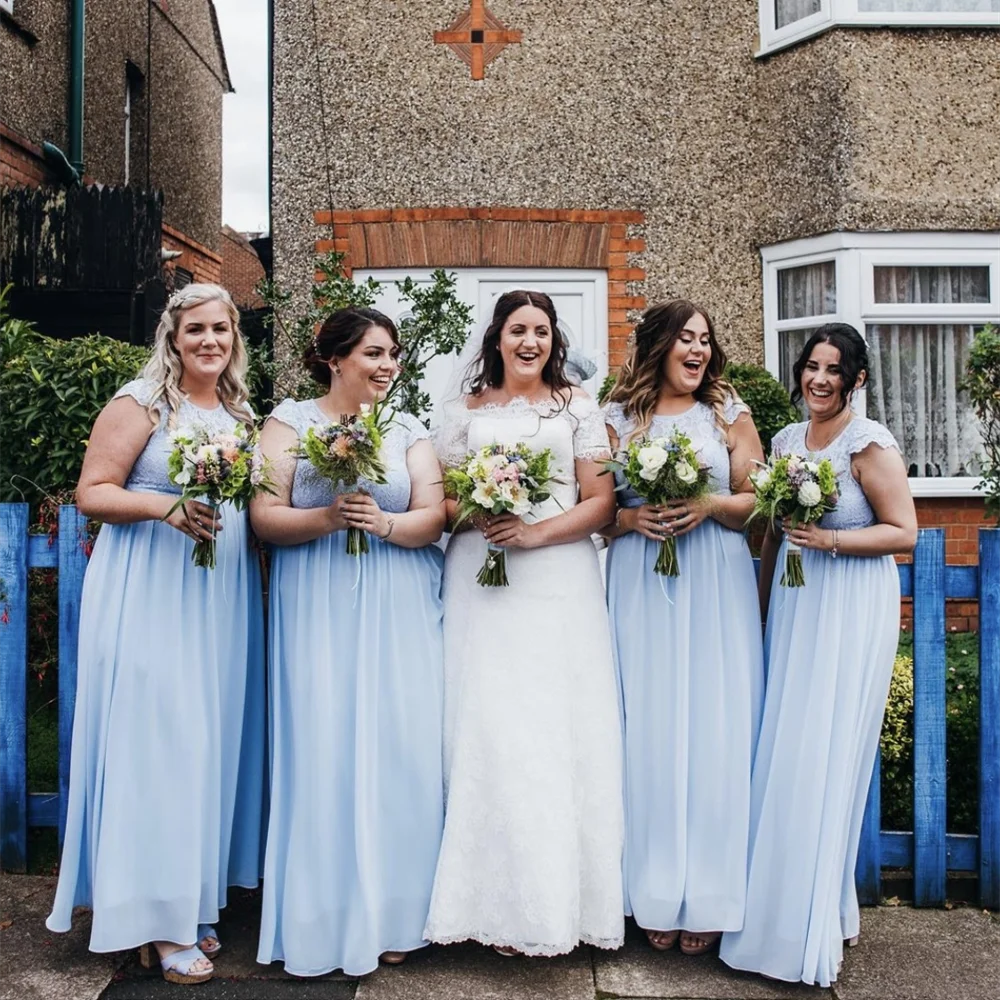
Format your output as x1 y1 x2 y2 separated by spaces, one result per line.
270 0 999 621
1 0 232 282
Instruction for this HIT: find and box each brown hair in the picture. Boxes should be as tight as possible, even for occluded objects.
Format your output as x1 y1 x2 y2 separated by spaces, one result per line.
304 307 400 387
606 299 740 441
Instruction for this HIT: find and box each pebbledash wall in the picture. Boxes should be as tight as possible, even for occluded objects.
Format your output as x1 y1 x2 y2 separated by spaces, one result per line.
0 0 231 277
270 1 1000 628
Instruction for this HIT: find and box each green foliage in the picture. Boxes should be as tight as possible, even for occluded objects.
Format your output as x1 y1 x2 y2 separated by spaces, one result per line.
0 301 148 513
597 371 617 405
724 362 799 454
257 253 472 422
881 635 980 835
963 323 1000 523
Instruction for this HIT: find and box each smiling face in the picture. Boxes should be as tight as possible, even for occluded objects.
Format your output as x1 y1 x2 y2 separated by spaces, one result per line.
661 311 711 396
800 340 853 419
334 325 400 402
173 300 234 385
498 304 554 384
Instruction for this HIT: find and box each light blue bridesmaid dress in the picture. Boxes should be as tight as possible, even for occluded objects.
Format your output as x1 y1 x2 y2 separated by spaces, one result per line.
604 398 764 934
257 399 444 978
720 417 901 987
46 378 266 952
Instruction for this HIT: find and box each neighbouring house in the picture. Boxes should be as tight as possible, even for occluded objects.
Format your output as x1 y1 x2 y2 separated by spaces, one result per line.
220 225 266 309
270 0 1000 628
1 0 232 324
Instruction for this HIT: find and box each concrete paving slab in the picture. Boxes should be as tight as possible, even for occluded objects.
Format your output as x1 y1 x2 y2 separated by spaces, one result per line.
0 876 126 1000
594 922 827 999
100 975 357 998
354 941 597 1000
833 907 1000 1000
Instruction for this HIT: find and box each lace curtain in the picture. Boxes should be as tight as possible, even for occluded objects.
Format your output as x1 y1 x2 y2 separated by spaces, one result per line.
776 261 836 405
865 266 987 478
775 0 822 26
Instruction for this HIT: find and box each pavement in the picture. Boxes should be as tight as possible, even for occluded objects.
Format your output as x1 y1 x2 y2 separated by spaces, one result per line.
1 880 998 1000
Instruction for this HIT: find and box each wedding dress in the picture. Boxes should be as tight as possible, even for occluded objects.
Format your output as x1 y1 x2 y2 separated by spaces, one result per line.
424 393 625 956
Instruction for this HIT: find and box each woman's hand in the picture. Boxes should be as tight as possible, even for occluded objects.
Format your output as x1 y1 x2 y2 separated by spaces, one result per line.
660 495 714 538
163 499 223 542
620 504 670 542
340 491 391 539
782 517 834 551
482 512 540 550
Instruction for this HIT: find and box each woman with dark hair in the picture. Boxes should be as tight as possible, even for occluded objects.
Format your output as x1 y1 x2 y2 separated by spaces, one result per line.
601 300 765 956
720 323 916 987
251 307 446 977
425 290 625 956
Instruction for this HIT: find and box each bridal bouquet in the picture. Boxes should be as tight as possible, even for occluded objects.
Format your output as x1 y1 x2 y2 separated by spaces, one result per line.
604 428 710 577
444 442 560 587
294 402 393 557
166 424 275 569
748 452 839 587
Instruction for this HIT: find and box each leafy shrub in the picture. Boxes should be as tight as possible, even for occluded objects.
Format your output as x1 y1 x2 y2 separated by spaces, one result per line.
964 323 1000 522
724 363 799 454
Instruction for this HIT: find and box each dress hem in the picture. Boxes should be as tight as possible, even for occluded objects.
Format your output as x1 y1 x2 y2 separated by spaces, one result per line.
424 929 624 956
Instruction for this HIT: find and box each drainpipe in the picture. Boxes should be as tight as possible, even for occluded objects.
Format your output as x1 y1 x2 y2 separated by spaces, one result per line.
68 0 85 175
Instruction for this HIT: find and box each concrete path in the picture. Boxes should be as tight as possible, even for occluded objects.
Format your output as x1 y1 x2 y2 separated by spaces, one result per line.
2 880 997 1000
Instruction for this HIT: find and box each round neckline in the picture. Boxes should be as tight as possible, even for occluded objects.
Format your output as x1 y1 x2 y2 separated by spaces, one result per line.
651 400 701 420
464 393 565 413
803 414 854 453
181 394 223 413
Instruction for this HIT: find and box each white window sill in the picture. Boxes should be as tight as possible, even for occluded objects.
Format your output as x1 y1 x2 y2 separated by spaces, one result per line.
908 477 985 499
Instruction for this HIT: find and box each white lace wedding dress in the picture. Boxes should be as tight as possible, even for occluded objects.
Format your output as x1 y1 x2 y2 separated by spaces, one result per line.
424 394 625 956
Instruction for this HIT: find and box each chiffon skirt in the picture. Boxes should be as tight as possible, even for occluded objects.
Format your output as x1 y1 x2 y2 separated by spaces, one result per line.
606 520 764 934
720 541 899 986
46 502 266 952
257 532 444 977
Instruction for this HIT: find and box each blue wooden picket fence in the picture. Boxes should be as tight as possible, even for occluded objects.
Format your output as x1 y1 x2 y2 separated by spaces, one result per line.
1 503 998 908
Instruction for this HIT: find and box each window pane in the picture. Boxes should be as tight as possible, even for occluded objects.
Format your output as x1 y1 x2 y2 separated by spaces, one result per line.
778 327 818 415
873 265 989 304
858 1 998 12
776 0 823 27
865 323 984 477
777 261 836 320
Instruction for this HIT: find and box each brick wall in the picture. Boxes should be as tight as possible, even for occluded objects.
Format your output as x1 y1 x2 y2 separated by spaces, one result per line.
162 222 223 286
0 123 56 189
220 225 265 308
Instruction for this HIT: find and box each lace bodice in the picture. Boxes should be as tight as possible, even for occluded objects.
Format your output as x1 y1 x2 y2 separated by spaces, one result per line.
268 398 430 513
603 397 748 507
771 418 899 530
114 378 252 494
434 394 611 520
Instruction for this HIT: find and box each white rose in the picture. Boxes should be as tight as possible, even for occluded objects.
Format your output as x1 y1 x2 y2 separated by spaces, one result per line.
674 460 698 485
637 444 668 476
797 481 822 507
804 460 819 474
173 469 191 486
752 468 771 489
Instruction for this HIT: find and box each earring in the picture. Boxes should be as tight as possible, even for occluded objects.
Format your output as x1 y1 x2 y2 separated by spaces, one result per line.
333 365 342 377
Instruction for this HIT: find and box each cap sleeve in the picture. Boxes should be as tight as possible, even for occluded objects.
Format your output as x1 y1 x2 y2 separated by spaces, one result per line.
113 377 158 408
602 401 633 440
723 393 751 425
570 394 612 462
267 398 309 437
846 418 899 457
394 411 432 449
769 422 796 458
433 399 473 468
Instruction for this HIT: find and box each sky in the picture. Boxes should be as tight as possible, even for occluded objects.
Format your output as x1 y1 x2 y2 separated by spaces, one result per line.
214 0 269 235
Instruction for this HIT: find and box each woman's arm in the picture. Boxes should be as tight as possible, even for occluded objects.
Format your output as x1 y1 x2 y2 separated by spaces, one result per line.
76 396 219 541
783 443 917 558
249 418 349 546
339 439 446 548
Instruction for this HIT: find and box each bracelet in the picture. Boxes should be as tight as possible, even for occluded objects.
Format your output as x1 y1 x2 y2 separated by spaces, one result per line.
830 528 839 558
379 517 395 540
614 506 625 531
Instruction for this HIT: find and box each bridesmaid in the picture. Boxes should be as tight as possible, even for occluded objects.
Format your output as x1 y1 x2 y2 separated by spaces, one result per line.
602 300 765 955
46 284 266 985
720 323 917 986
252 307 446 977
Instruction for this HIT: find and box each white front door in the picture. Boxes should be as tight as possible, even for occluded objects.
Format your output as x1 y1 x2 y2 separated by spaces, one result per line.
355 268 608 424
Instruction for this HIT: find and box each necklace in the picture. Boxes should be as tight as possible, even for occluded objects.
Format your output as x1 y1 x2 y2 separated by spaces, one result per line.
806 409 853 451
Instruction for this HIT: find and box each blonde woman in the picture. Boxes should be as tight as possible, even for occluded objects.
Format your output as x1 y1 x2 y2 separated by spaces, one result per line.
601 300 765 956
46 285 266 986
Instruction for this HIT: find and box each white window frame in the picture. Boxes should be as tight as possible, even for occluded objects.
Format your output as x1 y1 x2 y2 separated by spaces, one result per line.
0 0 14 15
762 231 1000 497
758 0 999 56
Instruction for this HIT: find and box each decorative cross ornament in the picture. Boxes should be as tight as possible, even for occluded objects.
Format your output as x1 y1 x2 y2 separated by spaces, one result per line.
434 0 522 81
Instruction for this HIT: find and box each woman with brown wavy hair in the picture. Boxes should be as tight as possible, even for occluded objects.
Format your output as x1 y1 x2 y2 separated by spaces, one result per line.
601 300 765 956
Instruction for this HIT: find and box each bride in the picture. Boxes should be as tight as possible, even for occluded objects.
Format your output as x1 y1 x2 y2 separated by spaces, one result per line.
424 289 624 956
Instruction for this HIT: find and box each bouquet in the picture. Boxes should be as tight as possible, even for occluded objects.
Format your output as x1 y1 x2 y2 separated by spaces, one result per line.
166 423 275 569
443 442 561 587
748 452 839 587
604 428 710 576
293 402 391 556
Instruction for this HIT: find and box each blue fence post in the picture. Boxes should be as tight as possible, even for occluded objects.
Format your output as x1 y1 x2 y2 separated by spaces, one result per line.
856 748 882 904
912 528 947 906
57 506 88 845
979 527 1000 910
0 504 30 872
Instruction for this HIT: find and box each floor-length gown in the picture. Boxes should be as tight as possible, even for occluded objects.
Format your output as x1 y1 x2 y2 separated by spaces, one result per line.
424 393 625 956
604 399 764 934
720 417 902 987
257 400 444 977
47 377 266 952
